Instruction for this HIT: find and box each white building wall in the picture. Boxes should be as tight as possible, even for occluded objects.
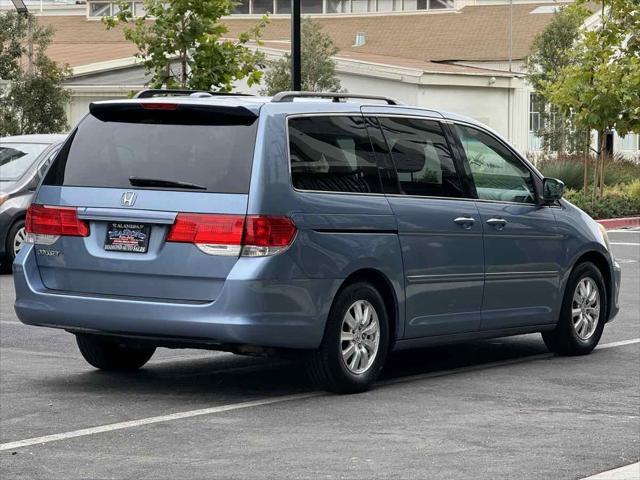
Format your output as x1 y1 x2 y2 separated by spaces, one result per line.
64 71 531 153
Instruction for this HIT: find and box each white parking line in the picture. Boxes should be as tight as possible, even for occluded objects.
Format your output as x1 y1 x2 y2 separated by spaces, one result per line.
608 230 640 233
0 393 321 452
0 348 76 360
582 462 640 480
596 338 640 349
0 321 22 326
610 242 640 246
1 337 638 452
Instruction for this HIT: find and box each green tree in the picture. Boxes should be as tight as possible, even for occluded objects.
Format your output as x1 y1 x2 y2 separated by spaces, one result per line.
543 0 640 198
0 12 70 136
104 0 268 91
261 18 342 95
525 5 590 155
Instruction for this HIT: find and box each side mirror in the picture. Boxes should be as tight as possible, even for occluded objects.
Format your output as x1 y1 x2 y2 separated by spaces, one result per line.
542 177 564 203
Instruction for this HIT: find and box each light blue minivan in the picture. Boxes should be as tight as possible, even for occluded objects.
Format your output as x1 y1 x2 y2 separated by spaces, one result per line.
13 91 621 393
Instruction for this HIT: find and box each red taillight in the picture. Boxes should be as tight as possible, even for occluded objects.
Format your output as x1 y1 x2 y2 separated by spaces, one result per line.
244 216 297 247
166 214 245 244
26 205 89 237
166 214 297 256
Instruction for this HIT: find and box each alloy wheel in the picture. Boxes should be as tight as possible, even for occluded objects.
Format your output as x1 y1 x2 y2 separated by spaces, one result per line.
340 299 380 374
572 277 600 340
13 226 27 257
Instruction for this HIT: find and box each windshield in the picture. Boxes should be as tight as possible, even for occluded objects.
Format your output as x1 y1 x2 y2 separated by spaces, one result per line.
0 143 48 181
44 113 258 194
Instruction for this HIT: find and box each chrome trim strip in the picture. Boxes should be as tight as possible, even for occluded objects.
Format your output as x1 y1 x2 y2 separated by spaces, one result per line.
485 270 559 279
407 273 485 283
407 270 560 283
483 233 564 240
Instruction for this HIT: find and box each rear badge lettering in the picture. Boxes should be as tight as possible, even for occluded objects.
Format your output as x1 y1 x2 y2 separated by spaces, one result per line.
36 249 60 257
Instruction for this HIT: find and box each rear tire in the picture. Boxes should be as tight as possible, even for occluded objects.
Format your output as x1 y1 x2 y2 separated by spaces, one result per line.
542 261 607 356
76 334 155 371
307 282 389 394
2 219 26 273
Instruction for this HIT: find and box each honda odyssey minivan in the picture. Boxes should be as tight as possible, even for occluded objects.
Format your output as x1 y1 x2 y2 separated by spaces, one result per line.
13 90 621 393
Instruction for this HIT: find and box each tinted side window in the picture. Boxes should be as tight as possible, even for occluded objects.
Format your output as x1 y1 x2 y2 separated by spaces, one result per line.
455 124 536 204
378 117 463 198
288 116 382 194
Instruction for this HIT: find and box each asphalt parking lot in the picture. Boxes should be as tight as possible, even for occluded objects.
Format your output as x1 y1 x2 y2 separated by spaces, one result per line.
0 230 638 479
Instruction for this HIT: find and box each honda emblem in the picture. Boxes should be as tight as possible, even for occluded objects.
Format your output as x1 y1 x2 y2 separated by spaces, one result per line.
121 191 137 207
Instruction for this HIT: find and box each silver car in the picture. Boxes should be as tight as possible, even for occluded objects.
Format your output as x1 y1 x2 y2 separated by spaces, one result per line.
0 134 66 270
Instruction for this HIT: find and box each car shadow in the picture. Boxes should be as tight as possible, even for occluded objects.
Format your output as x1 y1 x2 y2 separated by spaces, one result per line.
36 335 550 399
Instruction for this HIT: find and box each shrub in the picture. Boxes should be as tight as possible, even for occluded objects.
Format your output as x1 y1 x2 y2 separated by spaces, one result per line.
538 155 587 189
537 154 640 190
628 179 640 200
564 186 640 219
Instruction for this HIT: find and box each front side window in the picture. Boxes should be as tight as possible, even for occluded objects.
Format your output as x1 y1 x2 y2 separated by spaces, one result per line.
288 116 382 194
455 124 536 204
378 117 463 198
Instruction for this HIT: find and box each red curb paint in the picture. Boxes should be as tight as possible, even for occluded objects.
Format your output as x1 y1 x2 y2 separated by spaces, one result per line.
597 217 640 230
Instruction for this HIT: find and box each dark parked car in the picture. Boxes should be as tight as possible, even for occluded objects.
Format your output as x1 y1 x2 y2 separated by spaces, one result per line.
1 134 66 270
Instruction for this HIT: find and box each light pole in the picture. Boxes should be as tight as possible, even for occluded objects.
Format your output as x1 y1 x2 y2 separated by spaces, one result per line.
508 0 513 73
11 0 33 75
291 0 301 91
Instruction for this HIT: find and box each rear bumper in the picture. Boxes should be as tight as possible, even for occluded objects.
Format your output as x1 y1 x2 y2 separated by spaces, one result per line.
608 259 622 322
13 245 336 350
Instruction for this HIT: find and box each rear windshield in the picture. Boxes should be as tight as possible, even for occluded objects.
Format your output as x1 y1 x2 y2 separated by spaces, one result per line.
0 143 48 181
44 114 258 194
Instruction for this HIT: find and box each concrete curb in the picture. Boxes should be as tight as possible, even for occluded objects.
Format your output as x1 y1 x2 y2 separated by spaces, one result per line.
597 217 640 230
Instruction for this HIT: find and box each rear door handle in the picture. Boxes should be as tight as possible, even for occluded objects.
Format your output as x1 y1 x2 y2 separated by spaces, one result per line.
453 216 476 229
486 217 507 229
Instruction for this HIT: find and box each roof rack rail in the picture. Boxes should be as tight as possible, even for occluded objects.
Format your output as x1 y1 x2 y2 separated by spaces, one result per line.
134 89 254 99
271 91 402 105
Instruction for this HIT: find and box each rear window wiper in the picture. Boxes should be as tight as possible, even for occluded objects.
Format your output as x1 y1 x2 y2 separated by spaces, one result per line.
129 176 207 191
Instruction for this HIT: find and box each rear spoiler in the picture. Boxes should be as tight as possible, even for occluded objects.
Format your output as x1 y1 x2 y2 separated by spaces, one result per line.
89 102 258 126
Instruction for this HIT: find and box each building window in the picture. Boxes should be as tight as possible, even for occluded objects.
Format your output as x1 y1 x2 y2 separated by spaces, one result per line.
252 0 273 13
619 133 638 152
529 93 543 134
233 0 250 13
134 1 146 15
327 0 350 13
429 0 453 8
88 1 146 17
89 2 111 17
88 0 458 17
276 0 322 13
303 0 323 13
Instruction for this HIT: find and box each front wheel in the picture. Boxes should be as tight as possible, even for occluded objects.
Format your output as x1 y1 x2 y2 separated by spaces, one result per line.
307 282 390 394
76 334 156 371
542 261 607 356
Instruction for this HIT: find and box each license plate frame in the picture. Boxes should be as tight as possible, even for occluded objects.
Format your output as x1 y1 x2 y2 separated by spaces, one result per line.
104 222 151 253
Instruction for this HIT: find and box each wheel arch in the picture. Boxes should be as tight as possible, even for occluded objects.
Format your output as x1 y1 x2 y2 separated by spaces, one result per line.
569 250 613 320
4 212 27 252
337 268 400 347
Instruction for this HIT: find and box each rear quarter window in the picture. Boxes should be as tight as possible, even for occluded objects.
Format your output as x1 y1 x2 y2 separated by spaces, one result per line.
288 115 382 194
44 113 258 194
